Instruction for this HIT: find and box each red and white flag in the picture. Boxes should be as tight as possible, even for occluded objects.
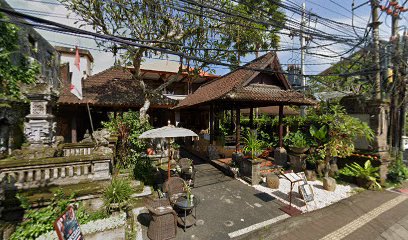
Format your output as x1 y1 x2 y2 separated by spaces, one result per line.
70 46 83 100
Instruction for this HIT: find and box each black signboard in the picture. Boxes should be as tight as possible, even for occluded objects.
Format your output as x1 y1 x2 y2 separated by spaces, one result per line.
53 205 84 240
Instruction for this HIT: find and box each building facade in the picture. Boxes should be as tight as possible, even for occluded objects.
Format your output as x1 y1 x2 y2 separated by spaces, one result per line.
0 0 60 155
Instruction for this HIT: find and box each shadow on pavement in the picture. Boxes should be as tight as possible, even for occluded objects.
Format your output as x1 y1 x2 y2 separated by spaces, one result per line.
254 192 276 202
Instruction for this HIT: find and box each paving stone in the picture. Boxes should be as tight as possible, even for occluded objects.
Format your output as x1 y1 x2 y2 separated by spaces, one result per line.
381 228 405 240
397 216 408 230
387 224 408 239
242 189 408 240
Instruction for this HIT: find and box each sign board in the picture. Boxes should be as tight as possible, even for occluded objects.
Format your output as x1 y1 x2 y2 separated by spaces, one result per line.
53 206 83 240
299 184 315 203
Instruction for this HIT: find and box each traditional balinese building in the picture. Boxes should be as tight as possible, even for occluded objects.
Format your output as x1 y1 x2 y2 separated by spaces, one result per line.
57 60 218 143
175 51 315 160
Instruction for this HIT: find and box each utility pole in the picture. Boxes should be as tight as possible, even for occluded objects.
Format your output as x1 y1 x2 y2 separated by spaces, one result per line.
391 0 401 156
300 2 306 116
377 0 408 157
401 31 408 147
371 0 382 100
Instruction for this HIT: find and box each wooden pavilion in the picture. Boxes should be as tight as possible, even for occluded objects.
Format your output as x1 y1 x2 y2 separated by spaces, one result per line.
175 51 316 152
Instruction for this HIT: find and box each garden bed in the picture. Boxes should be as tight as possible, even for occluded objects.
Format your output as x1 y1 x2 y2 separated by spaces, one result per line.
37 212 127 240
240 177 359 213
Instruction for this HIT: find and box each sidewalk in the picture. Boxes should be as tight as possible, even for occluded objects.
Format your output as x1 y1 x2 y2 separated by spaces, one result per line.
238 188 408 240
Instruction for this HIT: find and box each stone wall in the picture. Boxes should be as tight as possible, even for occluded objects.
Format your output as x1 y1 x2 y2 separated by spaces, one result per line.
340 96 390 159
0 101 28 157
0 154 112 191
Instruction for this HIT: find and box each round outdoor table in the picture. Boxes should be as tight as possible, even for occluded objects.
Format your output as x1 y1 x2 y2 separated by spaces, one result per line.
174 195 200 232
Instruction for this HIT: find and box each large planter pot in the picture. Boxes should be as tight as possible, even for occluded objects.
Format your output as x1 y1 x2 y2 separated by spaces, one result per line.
245 151 262 159
289 147 309 154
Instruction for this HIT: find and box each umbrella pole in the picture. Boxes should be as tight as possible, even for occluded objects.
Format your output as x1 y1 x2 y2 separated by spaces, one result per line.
167 138 171 179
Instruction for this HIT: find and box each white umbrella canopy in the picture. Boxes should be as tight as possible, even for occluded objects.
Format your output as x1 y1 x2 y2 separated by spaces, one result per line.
139 126 198 179
138 126 198 139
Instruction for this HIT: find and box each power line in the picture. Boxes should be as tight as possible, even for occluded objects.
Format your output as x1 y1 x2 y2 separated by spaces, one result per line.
0 6 376 77
191 0 363 42
3 12 347 56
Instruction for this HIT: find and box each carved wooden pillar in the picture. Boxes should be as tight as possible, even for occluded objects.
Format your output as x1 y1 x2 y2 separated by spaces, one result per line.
210 104 214 144
278 104 284 148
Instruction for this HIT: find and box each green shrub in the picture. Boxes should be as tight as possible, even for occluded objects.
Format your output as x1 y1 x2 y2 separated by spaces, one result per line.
339 160 381 190
387 158 408 183
103 178 134 211
284 131 309 148
130 152 155 185
337 153 380 169
10 189 90 240
102 111 151 168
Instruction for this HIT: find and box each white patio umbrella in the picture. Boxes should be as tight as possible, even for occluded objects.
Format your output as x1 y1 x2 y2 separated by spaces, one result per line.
139 126 198 179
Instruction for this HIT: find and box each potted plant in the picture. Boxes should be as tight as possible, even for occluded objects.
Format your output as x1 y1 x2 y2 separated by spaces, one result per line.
103 178 134 212
242 130 263 160
339 160 381 190
284 131 309 154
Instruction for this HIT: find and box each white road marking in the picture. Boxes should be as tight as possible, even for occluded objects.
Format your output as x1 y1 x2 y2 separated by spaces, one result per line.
228 214 290 238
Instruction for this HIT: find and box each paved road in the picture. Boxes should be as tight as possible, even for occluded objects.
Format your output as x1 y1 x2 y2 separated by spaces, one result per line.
175 152 286 240
240 187 408 240
140 152 287 240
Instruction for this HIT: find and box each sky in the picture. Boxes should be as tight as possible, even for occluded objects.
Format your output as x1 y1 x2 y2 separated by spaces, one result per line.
5 0 408 76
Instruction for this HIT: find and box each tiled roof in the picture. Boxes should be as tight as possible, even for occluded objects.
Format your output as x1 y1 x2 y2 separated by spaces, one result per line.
176 52 279 108
175 52 315 108
223 84 316 105
58 67 177 107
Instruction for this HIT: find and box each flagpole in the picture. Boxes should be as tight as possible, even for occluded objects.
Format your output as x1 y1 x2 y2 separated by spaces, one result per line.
86 102 94 133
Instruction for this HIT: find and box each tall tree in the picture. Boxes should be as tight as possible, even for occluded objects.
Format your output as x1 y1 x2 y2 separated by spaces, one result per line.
60 0 284 122
0 13 39 101
221 0 284 65
309 53 374 98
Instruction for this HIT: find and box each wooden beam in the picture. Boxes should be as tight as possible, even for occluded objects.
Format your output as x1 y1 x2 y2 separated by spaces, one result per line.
230 108 234 133
236 108 241 152
249 107 254 129
210 104 214 144
71 116 77 143
278 104 283 148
